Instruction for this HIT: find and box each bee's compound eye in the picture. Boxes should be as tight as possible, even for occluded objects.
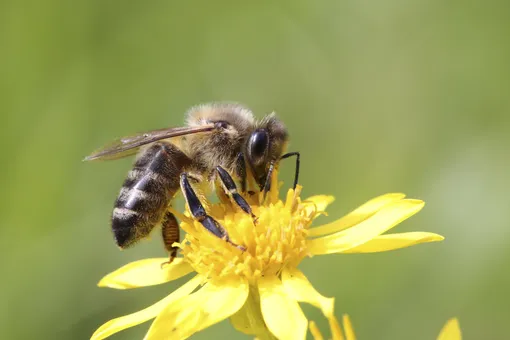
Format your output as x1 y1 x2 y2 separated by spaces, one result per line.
248 129 269 162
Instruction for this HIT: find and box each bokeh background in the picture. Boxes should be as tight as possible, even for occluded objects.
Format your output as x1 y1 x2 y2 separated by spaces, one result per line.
2 0 509 339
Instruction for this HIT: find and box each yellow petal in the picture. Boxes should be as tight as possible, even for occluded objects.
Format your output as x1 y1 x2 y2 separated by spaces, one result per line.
437 318 462 340
281 268 334 318
258 275 307 340
91 275 202 340
342 232 444 253
308 193 406 237
302 195 335 219
309 321 324 340
98 258 193 289
342 315 356 340
308 199 424 255
145 278 249 340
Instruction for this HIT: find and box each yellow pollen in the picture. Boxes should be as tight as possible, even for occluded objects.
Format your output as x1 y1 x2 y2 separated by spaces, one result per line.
174 185 317 284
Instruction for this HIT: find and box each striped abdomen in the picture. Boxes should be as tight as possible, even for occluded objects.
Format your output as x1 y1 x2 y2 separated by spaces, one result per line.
111 142 191 248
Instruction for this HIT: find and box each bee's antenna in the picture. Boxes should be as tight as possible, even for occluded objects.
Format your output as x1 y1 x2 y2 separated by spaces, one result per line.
280 152 300 189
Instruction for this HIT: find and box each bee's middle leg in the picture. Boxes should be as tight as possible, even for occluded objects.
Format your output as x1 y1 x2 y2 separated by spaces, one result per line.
180 172 245 250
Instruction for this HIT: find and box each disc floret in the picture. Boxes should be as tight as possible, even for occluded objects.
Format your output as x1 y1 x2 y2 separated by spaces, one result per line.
176 186 310 283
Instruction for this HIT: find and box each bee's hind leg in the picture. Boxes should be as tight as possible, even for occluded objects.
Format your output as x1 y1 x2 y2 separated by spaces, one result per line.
215 166 257 223
161 211 180 265
180 172 246 251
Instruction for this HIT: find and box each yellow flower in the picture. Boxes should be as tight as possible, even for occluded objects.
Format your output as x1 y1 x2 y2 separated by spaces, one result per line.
310 315 461 340
91 177 444 340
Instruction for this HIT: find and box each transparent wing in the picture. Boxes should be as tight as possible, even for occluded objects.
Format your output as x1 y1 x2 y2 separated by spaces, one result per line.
84 124 215 161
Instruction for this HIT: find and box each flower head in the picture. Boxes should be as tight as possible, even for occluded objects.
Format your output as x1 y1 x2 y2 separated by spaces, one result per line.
92 177 444 340
175 186 310 284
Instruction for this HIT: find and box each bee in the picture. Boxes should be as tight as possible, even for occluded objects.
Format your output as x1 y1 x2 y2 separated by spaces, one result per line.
85 103 300 262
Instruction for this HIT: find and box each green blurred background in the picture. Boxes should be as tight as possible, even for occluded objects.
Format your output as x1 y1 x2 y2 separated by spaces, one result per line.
1 0 509 339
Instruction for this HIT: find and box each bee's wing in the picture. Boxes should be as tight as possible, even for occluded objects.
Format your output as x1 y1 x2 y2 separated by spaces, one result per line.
84 124 215 161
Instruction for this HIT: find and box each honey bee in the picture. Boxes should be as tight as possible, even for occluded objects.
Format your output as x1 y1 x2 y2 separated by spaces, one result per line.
85 103 300 262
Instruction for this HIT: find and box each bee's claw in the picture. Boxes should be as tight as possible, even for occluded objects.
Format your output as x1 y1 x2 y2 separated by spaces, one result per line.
160 254 177 269
230 240 247 252
161 249 177 269
222 235 247 252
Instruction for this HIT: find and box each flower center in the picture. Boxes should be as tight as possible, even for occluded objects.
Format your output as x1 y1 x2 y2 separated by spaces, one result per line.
175 186 315 284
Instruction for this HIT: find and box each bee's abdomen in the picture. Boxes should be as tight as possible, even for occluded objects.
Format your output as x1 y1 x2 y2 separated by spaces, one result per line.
112 142 192 248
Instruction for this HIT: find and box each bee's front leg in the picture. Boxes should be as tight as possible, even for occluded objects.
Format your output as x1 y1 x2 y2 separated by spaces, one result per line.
235 152 247 193
215 166 257 223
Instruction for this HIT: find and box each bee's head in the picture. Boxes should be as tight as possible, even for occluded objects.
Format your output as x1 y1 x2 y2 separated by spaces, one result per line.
245 113 288 190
